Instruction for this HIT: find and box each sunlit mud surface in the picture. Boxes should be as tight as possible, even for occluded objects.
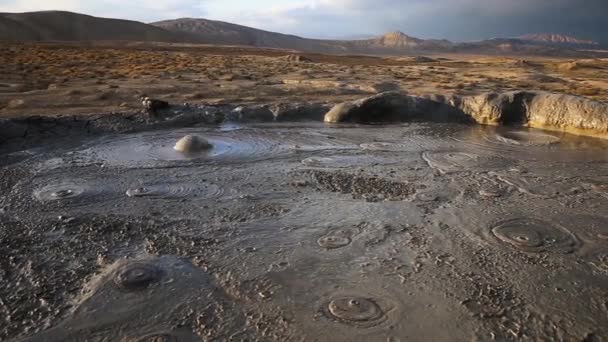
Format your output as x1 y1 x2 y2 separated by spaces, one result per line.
2 122 608 341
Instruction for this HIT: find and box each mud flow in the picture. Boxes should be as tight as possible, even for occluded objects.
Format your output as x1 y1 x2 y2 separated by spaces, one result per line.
1 122 608 341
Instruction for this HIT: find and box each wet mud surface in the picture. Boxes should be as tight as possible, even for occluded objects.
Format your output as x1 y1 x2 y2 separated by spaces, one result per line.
1 122 608 341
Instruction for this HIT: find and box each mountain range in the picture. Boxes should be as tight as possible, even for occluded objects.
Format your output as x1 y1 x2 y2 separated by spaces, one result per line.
0 11 604 56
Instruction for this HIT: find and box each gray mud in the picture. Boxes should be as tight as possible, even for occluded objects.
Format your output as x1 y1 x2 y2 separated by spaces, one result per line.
1 120 608 341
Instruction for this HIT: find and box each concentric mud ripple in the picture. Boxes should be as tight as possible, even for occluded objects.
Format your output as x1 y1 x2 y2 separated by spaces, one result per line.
320 293 390 329
496 131 561 146
453 126 608 163
327 297 384 323
77 129 288 166
317 235 352 249
126 182 223 199
492 173 580 198
114 262 164 291
359 141 419 152
34 183 89 202
301 155 394 168
422 151 488 174
491 218 579 253
287 130 358 151
317 227 359 249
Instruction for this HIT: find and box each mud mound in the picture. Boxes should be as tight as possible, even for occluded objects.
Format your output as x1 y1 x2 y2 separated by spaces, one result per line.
490 218 579 254
323 91 467 124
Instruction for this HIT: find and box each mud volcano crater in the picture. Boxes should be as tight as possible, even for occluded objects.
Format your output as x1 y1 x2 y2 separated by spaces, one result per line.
1 90 608 341
114 262 164 291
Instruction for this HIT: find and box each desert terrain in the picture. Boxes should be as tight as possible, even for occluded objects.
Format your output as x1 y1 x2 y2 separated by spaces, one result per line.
1 42 608 118
1 9 608 342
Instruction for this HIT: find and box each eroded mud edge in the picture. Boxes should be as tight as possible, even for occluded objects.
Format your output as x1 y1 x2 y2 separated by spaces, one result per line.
1 90 606 146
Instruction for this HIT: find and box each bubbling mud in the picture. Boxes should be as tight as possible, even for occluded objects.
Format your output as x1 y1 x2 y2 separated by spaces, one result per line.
174 134 212 153
114 262 164 291
34 183 87 202
491 218 579 254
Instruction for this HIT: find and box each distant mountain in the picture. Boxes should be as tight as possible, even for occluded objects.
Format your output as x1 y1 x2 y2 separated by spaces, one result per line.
153 19 452 53
0 11 182 42
519 33 599 47
0 11 604 57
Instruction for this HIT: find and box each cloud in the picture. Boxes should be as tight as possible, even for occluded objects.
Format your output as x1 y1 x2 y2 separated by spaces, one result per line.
206 0 608 43
0 0 606 43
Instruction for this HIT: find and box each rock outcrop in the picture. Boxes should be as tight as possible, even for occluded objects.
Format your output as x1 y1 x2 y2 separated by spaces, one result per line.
324 91 608 138
283 54 313 63
324 92 469 124
459 91 608 136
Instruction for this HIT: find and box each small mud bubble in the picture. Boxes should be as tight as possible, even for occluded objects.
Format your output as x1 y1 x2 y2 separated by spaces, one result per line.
496 131 560 146
327 297 384 323
491 218 578 253
114 262 163 291
174 134 212 153
34 183 86 202
52 189 75 198
317 235 351 249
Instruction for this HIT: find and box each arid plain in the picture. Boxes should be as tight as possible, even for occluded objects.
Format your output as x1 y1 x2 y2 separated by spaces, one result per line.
2 42 608 117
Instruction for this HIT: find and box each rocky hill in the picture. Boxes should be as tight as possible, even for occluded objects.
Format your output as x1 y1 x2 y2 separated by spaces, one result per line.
519 33 599 46
0 11 183 42
0 11 604 57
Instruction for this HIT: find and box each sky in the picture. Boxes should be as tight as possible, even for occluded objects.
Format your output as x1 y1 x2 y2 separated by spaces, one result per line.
1 0 607 43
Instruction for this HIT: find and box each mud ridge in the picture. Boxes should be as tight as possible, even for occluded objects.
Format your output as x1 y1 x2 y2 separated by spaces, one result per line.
2 90 606 147
326 91 608 139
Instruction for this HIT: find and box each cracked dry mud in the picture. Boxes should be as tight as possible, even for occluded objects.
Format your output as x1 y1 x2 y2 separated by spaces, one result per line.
1 120 608 341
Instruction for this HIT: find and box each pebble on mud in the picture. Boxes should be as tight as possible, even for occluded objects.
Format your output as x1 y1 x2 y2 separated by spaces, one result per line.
174 135 213 153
